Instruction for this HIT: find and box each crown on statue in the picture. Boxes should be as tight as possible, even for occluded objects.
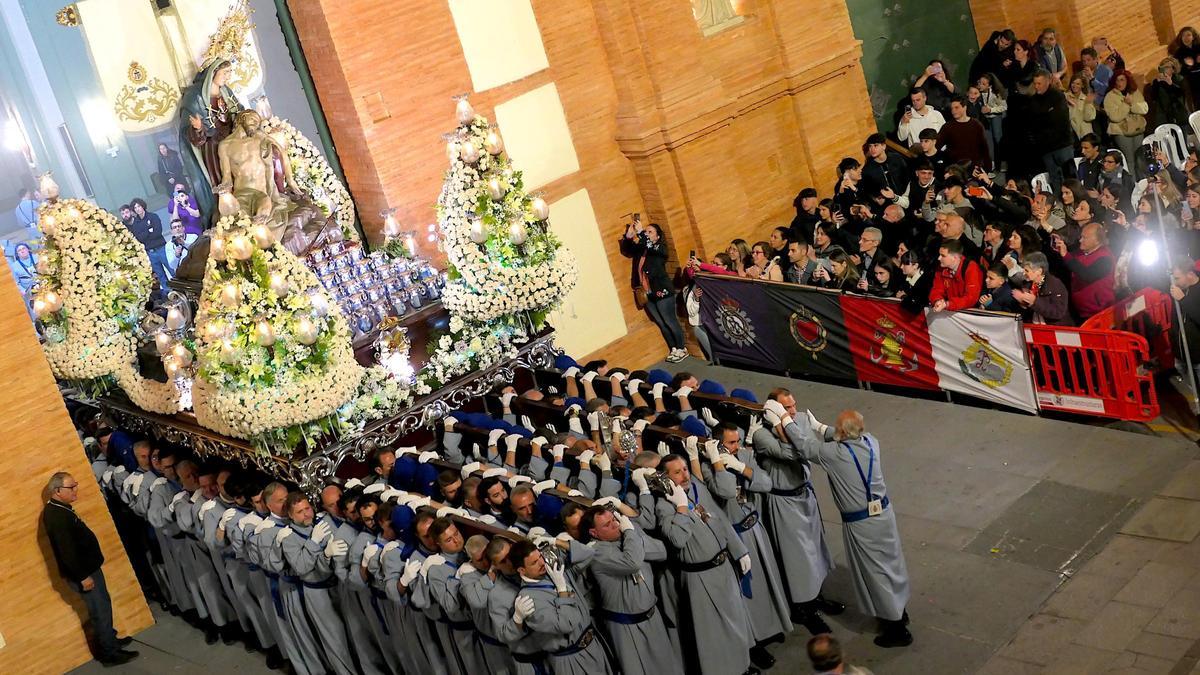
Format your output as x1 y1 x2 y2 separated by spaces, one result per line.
202 0 254 67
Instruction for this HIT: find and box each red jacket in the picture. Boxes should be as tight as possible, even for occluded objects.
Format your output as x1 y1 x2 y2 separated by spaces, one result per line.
929 259 983 310
1063 246 1115 319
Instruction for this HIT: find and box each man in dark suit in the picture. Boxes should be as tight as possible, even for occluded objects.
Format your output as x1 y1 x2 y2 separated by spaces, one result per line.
43 471 138 666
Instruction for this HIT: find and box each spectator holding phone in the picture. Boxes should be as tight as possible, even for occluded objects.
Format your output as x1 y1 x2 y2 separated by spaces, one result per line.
936 95 991 171
914 59 956 114
167 183 203 234
896 88 945 147
1148 57 1189 129
1170 27 1200 108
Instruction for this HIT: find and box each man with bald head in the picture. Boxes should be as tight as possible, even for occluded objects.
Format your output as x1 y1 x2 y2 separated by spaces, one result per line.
1054 221 1115 321
767 403 912 648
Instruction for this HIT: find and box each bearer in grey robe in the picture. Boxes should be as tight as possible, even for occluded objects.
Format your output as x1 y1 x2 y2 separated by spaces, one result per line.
225 490 276 655
508 540 614 675
774 403 913 648
581 505 682 675
277 497 356 675
251 484 307 673
487 538 545 675
145 465 193 617
702 428 793 667
423 518 487 675
655 453 755 675
459 536 515 675
201 479 255 637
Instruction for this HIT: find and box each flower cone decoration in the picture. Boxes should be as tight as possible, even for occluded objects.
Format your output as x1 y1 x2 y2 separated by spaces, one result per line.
260 116 359 242
437 100 577 325
33 199 187 412
192 212 363 450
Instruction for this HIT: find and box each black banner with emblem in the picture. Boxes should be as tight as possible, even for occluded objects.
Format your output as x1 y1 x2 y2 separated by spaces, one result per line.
697 275 790 372
764 284 855 379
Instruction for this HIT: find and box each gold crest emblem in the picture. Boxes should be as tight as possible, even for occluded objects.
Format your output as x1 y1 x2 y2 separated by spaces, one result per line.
958 331 1013 388
127 61 147 84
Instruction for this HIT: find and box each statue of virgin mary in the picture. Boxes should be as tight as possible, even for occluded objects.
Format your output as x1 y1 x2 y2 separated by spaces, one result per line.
178 59 245 227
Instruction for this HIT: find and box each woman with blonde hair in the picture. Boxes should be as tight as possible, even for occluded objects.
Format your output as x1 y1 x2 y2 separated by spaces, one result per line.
1148 57 1189 129
1065 74 1097 140
1104 70 1149 175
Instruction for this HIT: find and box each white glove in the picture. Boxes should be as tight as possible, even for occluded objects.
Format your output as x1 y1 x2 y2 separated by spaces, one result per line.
362 543 380 567
520 415 536 432
437 506 467 518
400 559 421 586
545 564 569 592
478 514 498 525
513 594 535 624
593 496 621 509
652 383 667 399
505 434 522 455
275 527 293 545
701 408 720 427
656 441 670 457
122 472 137 491
580 370 598 384
565 403 583 416
219 508 238 528
528 526 548 538
396 446 419 457
626 379 644 397
421 553 446 578
532 479 556 495
667 484 688 509
418 451 440 464
722 454 746 473
150 477 167 492
674 386 693 399
632 468 652 494
344 478 364 490
586 411 600 431
806 409 829 436
382 540 400 555
577 449 595 465
551 444 566 462
530 436 548 450
324 538 348 558
254 518 274 535
500 392 517 408
632 419 649 434
381 488 404 502
763 409 782 427
443 416 458 432
568 416 585 436
508 475 533 488
363 483 386 495
685 436 699 461
238 513 263 531
611 419 623 436
190 489 203 504
312 519 333 545
747 416 764 440
556 532 575 544
130 472 145 496
562 366 580 379
408 495 432 509
703 439 721 464
616 513 635 532
169 491 187 513
198 499 217 518
461 461 482 478
482 467 507 479
532 534 556 548
763 400 787 419
456 562 478 578
594 451 612 473
567 489 584 497
738 554 752 575
472 443 485 461
488 429 505 447
102 469 114 485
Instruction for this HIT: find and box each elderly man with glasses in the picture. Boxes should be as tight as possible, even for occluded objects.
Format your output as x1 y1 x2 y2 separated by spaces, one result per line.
42 471 139 665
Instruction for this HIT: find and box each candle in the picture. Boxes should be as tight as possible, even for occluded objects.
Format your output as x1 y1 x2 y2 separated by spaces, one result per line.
268 271 290 298
210 237 226 261
220 339 239 364
32 297 48 318
164 358 181 379
310 292 330 318
469 218 487 243
165 307 186 330
43 290 63 313
295 317 319 345
485 130 504 155
203 320 223 340
155 332 175 354
459 142 480 164
456 98 475 124
227 234 253 261
255 320 276 347
219 282 240 308
488 177 505 201
41 214 56 237
383 212 400 237
218 191 239 216
171 343 193 367
446 140 459 162
531 197 550 221
509 219 527 245
251 224 275 249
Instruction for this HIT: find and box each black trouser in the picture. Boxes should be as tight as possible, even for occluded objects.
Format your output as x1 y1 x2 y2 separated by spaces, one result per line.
74 569 118 659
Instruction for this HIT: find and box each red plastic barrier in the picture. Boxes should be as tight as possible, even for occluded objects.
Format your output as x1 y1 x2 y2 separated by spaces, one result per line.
1080 288 1174 373
1024 324 1159 421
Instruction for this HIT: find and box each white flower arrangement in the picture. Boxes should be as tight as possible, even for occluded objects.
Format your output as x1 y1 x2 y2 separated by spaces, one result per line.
436 114 577 325
260 116 359 242
338 366 424 434
192 212 363 450
421 317 527 389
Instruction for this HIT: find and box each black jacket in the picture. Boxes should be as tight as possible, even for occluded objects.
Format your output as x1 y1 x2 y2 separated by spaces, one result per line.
640 240 674 297
1027 88 1073 151
862 154 911 204
617 232 645 290
970 32 1015 84
127 213 165 250
43 499 104 583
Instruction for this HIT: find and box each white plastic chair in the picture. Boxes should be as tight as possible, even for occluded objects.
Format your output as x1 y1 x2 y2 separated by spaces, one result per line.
1130 178 1148 209
1031 172 1051 194
1107 148 1129 172
1156 123 1188 169
1189 110 1200 147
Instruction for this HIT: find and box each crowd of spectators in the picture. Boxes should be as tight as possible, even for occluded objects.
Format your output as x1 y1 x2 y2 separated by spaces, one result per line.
622 27 1200 362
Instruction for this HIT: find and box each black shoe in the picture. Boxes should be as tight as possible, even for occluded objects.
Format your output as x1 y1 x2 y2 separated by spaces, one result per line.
204 624 219 645
265 647 286 670
116 636 134 648
220 624 241 645
902 609 910 625
874 624 913 648
797 610 832 636
98 650 138 667
244 633 260 652
814 595 846 616
749 645 776 670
